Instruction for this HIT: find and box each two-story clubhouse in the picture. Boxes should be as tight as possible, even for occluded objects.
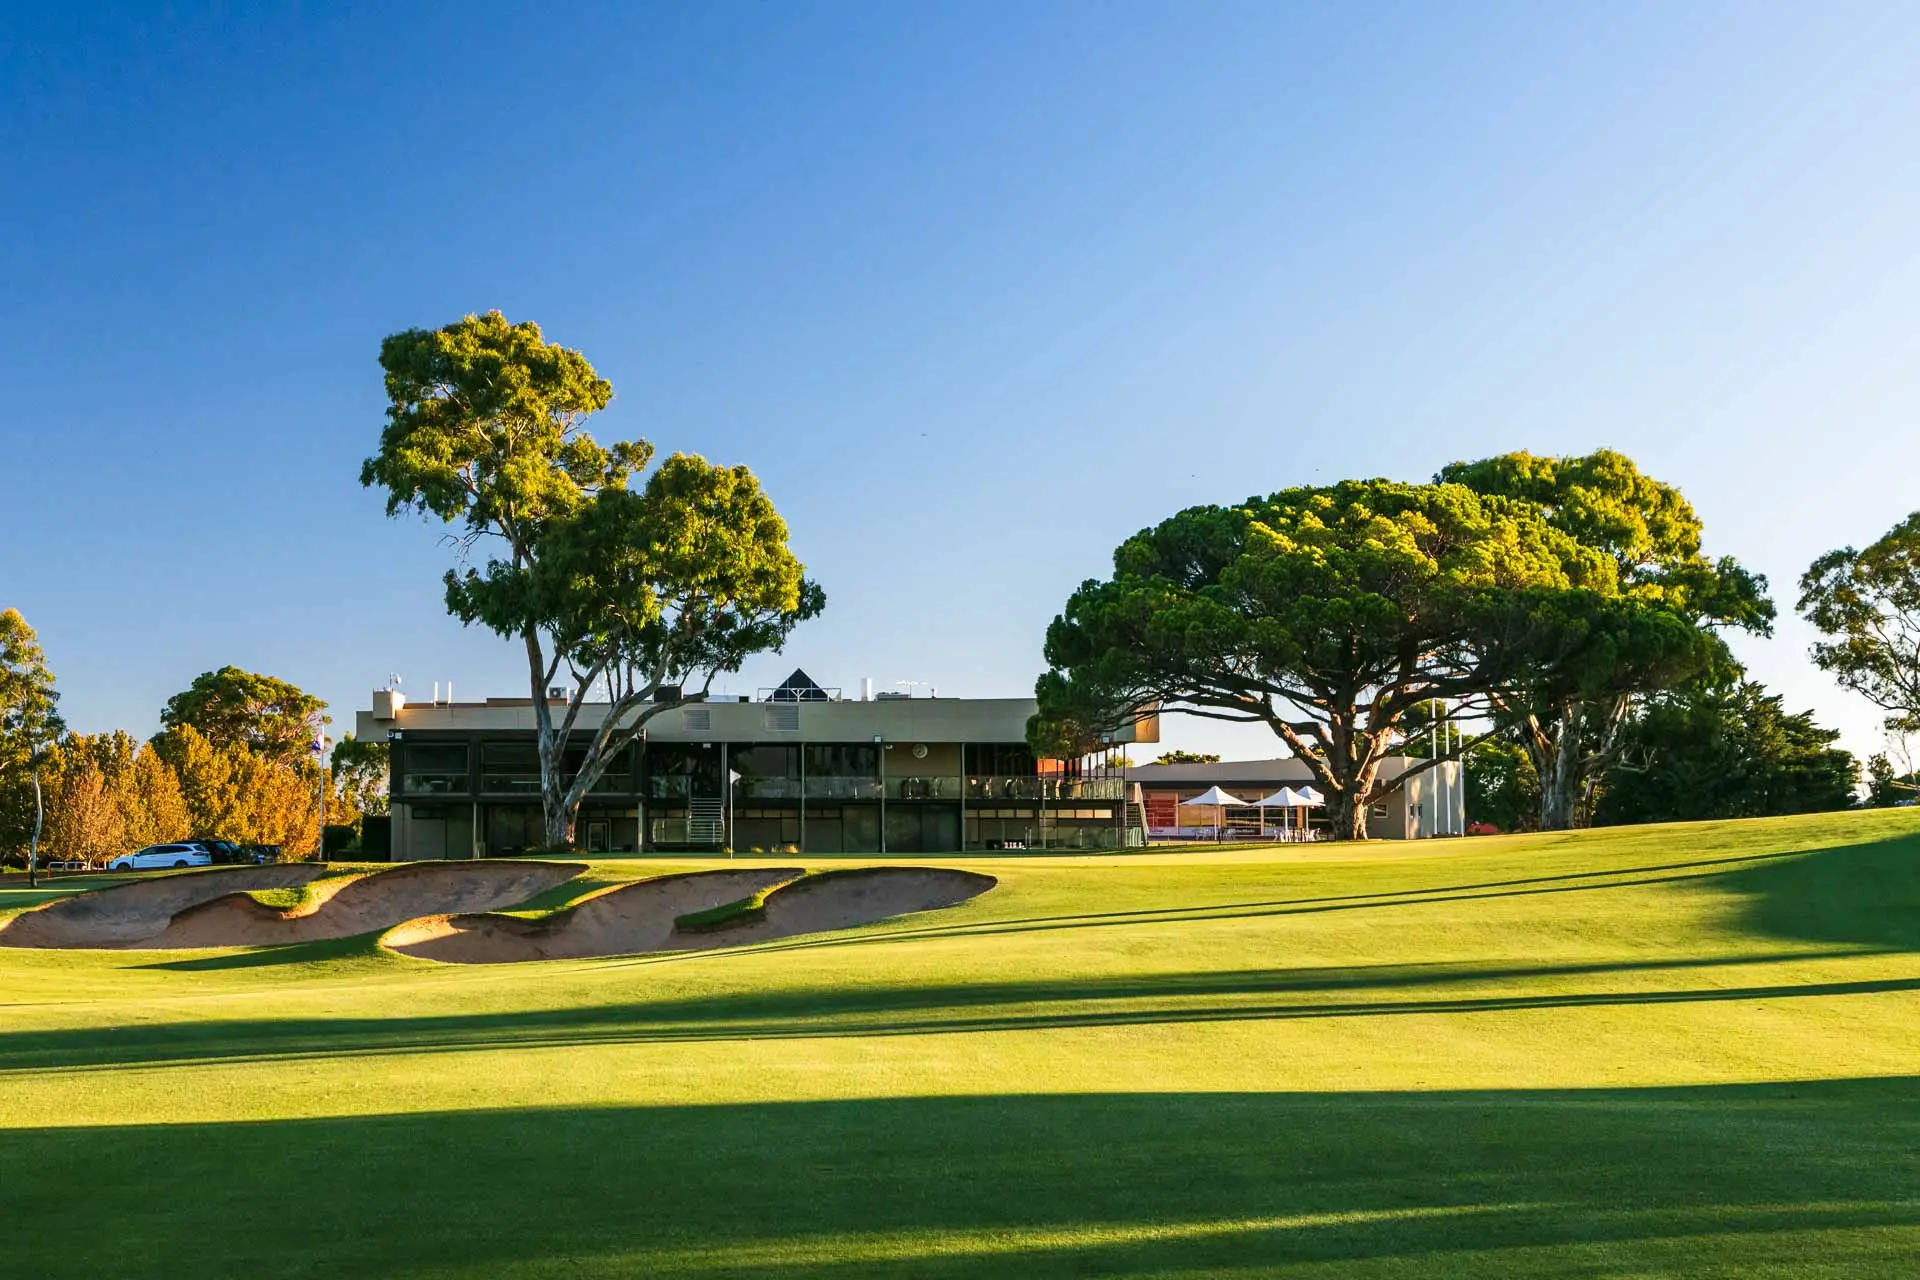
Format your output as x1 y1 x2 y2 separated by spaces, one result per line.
357 671 1157 860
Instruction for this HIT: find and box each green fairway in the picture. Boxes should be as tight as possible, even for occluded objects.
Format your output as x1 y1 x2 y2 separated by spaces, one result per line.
2 810 1917 1277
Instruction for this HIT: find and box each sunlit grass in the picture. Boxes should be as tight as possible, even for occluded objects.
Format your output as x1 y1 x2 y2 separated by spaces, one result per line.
1 808 1917 1276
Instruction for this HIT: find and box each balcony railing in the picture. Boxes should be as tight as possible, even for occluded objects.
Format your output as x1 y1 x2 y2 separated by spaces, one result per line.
885 776 964 800
967 776 1127 801
485 772 632 796
634 774 1128 803
402 772 469 796
803 775 885 801
734 776 804 801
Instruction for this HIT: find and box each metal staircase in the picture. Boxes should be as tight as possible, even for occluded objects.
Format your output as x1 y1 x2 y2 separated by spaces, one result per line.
686 798 726 846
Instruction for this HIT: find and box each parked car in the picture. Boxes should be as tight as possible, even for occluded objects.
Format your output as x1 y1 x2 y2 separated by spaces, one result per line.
187 838 268 865
106 844 214 871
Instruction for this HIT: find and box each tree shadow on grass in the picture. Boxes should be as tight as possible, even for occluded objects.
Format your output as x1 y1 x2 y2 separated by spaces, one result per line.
2 948 1906 1073
1709 831 1920 951
1 1080 1915 1278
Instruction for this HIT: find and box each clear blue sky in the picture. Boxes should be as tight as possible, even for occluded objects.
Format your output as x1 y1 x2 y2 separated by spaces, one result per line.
6 1 1920 761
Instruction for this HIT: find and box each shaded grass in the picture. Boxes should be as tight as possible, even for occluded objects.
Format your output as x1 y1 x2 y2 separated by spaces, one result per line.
1 1083 1916 1278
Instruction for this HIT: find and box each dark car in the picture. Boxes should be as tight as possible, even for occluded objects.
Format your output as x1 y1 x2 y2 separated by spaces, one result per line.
188 839 268 866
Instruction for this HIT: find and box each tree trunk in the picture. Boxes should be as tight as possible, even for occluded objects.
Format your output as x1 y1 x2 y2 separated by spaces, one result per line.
1328 788 1369 840
1312 727 1381 841
540 763 572 850
1537 704 1582 831
524 625 574 853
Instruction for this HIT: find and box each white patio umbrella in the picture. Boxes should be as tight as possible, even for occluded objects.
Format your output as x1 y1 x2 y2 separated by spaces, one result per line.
1255 785 1322 839
1180 786 1248 840
1254 786 1303 840
1294 786 1325 839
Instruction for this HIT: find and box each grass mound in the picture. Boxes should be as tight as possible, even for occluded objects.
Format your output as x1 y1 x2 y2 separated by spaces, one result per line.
674 887 777 933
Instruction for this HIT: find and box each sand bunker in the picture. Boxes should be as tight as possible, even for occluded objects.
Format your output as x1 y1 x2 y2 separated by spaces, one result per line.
0 865 329 949
139 860 586 949
0 860 586 950
386 865 996 964
385 867 804 963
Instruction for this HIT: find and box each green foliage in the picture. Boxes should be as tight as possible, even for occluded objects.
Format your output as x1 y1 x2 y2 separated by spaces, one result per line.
1153 750 1221 764
329 734 390 824
1593 682 1858 826
361 312 821 847
360 310 625 537
1799 510 1920 731
1864 753 1919 807
157 666 326 765
1442 450 1772 829
1463 736 1539 832
0 609 61 855
1032 479 1600 837
511 455 824 702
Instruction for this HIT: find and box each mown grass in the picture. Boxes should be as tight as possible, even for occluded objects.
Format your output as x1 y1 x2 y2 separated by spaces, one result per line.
240 865 370 913
1 809 1917 1277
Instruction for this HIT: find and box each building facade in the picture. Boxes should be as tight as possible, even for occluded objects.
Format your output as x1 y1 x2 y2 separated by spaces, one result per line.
357 676 1158 860
1126 756 1464 840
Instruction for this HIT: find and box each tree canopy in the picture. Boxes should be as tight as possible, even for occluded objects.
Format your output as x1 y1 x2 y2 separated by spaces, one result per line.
0 609 62 858
1592 682 1857 825
329 734 391 827
1441 449 1771 828
0 609 60 758
1799 510 1920 732
1032 479 1606 838
157 666 326 764
362 311 821 848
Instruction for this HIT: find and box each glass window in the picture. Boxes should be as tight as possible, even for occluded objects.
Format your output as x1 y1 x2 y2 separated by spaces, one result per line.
964 743 1037 777
402 742 470 795
733 745 800 800
804 744 879 778
408 744 469 774
643 743 722 799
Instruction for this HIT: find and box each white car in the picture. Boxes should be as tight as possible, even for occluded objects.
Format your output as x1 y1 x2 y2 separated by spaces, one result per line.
107 844 214 872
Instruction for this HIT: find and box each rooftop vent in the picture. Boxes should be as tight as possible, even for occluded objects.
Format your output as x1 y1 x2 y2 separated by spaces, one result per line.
769 668 833 702
764 668 839 702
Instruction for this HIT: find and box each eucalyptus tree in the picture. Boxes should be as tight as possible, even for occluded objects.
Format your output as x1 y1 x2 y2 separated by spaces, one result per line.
0 609 61 864
1030 480 1606 839
157 666 326 765
1799 511 1920 733
1441 450 1771 829
362 311 821 848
